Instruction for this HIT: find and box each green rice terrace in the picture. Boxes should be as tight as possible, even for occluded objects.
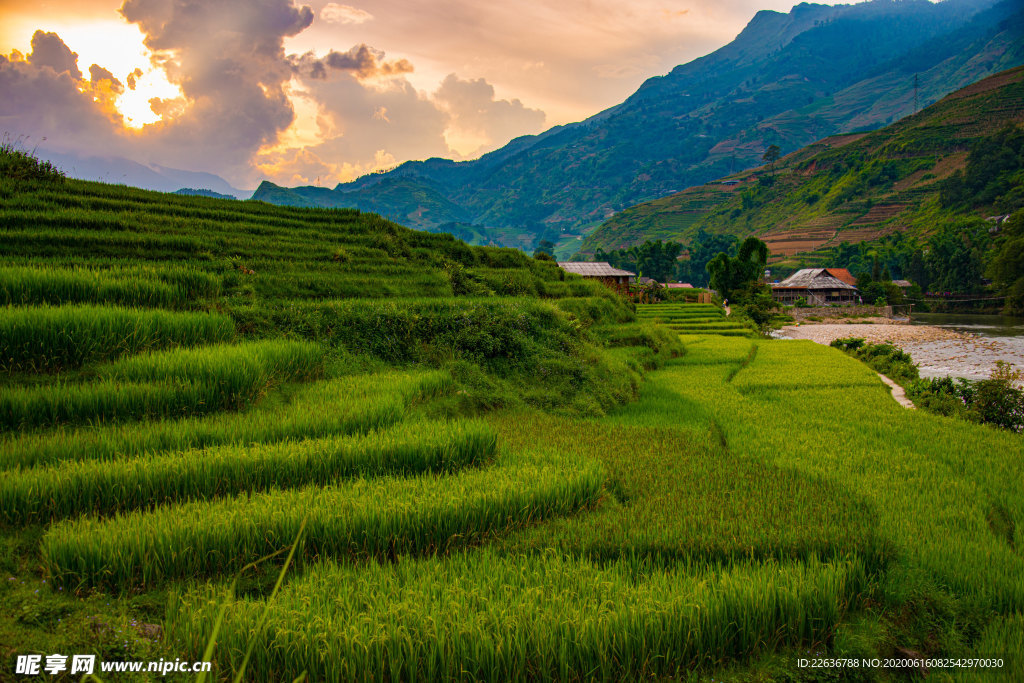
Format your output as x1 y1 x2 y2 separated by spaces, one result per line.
1 164 1022 681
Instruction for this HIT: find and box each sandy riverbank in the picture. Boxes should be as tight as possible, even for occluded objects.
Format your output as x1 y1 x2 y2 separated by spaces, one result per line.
777 322 1024 381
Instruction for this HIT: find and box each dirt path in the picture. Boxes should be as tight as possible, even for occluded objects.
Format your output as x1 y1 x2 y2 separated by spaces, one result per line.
878 373 915 409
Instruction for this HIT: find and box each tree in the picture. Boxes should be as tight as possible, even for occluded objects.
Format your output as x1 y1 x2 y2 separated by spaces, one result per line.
707 237 769 300
533 239 555 259
762 144 781 175
987 210 1024 314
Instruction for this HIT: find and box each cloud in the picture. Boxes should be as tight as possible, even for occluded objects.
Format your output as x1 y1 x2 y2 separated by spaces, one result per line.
433 74 545 157
296 70 450 167
290 44 413 80
0 0 549 188
28 30 83 79
111 0 315 176
0 45 121 153
126 67 144 90
319 3 373 25
88 64 123 91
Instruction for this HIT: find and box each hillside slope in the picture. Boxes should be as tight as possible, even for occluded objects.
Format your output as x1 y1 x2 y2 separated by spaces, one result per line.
581 65 1024 262
254 0 1022 248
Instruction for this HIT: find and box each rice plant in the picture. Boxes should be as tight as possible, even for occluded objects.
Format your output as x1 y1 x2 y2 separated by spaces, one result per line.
0 371 442 468
42 450 605 591
165 552 867 682
0 305 235 373
0 265 179 308
0 340 324 430
0 419 495 524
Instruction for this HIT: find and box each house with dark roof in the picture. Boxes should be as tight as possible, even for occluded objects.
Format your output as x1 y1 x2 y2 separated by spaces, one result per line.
558 262 635 295
771 268 859 305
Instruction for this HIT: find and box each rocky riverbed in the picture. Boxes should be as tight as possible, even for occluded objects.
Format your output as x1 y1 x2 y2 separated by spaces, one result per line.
777 322 1024 381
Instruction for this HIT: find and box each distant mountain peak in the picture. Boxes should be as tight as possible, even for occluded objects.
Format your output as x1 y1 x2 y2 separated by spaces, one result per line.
254 0 1022 253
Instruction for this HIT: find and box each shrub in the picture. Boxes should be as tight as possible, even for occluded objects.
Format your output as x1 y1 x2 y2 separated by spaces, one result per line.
905 362 1023 432
831 339 918 385
0 136 65 182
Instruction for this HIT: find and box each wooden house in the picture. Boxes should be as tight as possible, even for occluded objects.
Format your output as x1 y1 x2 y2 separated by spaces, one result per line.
557 262 634 295
771 268 858 305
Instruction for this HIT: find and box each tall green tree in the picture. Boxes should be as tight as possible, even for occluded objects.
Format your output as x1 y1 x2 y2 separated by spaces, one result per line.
707 237 769 300
763 144 781 175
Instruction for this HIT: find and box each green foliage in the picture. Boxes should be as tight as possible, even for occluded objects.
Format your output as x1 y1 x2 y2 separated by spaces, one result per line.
42 450 604 591
595 239 682 283
0 137 64 182
735 288 779 335
532 239 555 259
0 419 495 525
707 237 769 301
0 305 235 374
907 362 1024 432
830 337 920 385
986 210 1024 315
940 124 1024 213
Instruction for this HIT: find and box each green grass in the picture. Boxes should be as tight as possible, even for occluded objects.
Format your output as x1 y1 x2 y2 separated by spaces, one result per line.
0 304 234 373
0 264 220 308
489 411 889 569
0 370 442 469
0 340 324 430
0 419 495 525
3 155 1023 680
41 450 604 591
166 552 867 682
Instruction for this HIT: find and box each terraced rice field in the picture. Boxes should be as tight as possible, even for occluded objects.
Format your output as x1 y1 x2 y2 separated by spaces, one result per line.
635 302 754 336
156 334 1023 681
2 170 1021 680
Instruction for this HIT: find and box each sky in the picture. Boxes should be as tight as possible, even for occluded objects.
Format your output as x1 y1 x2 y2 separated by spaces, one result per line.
0 0 836 189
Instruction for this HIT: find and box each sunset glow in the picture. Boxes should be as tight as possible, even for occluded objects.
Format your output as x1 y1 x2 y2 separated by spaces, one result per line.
0 0 829 188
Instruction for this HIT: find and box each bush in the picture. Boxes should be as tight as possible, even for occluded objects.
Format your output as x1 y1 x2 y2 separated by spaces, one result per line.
0 137 65 182
906 362 1023 432
831 339 918 385
830 337 866 352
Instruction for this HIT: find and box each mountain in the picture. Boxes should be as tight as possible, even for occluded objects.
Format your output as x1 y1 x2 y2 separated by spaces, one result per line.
253 0 1023 250
174 188 237 200
579 65 1024 265
36 150 250 198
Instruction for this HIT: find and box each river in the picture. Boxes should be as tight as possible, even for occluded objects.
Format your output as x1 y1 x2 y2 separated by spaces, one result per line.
905 312 1024 380
909 312 1024 338
777 312 1024 382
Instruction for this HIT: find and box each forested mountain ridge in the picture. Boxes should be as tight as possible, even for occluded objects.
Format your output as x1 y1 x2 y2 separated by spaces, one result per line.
253 0 1022 250
580 66 1024 262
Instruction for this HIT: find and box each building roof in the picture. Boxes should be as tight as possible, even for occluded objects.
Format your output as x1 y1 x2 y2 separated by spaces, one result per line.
665 283 694 288
824 268 857 286
891 279 913 288
772 268 857 290
557 262 635 277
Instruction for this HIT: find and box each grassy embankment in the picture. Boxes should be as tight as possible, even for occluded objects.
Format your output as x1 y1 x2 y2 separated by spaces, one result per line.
1 157 1021 681
164 319 1024 681
0 160 683 677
